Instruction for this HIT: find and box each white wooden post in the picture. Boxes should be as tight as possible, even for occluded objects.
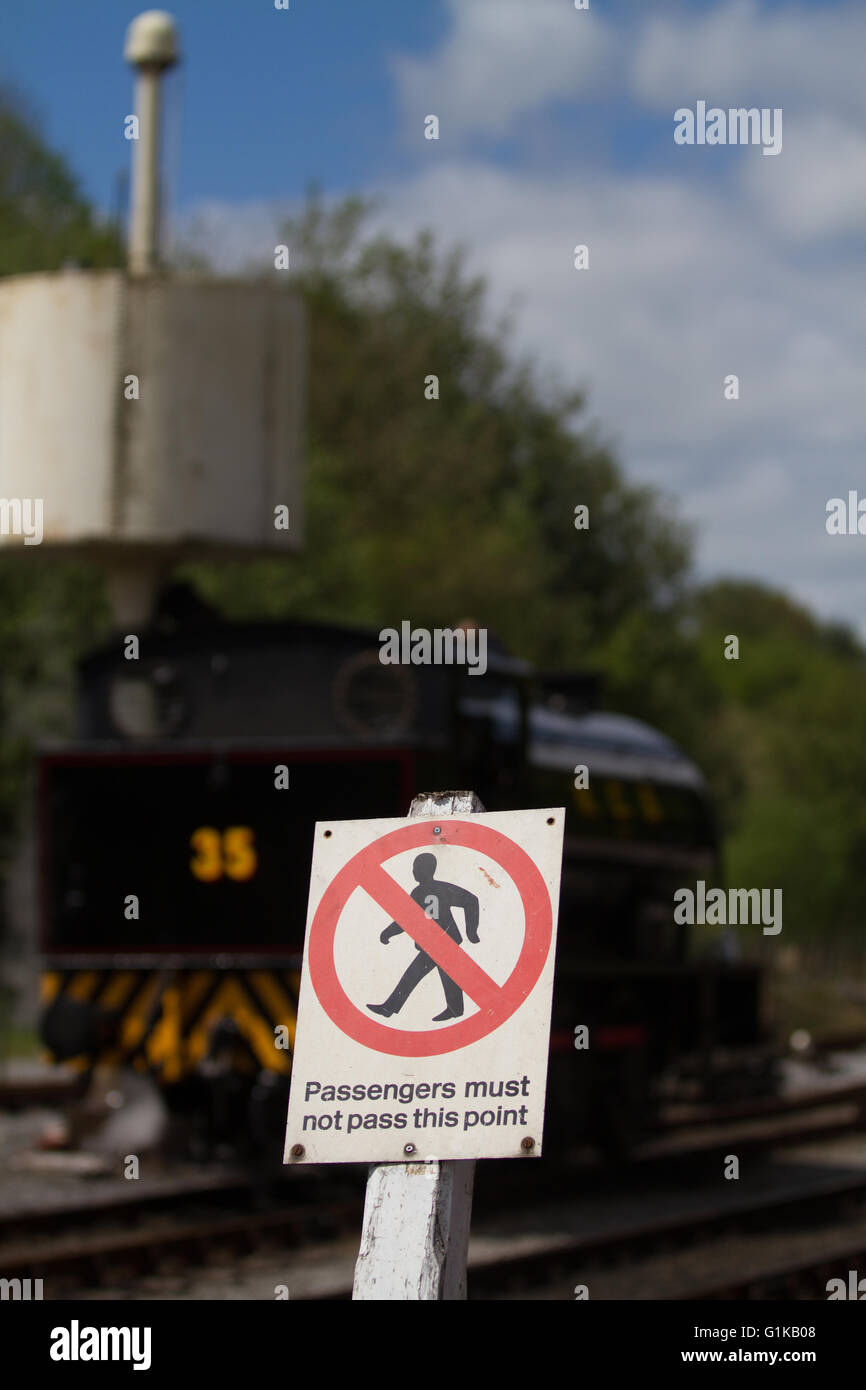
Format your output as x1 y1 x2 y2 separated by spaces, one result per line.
352 791 484 1301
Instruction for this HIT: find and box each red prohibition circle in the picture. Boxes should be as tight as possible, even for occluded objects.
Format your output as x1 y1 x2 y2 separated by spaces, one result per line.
307 818 553 1057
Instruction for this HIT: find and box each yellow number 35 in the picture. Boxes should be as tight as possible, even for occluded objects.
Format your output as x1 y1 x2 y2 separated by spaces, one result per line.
190 826 258 882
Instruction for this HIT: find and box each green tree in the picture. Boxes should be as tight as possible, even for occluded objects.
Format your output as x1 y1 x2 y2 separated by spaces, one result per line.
686 579 866 951
187 191 692 674
0 84 123 275
0 85 120 870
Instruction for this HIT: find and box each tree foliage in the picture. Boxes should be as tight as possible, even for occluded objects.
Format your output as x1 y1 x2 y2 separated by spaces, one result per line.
187 191 692 672
0 84 123 275
693 581 866 948
0 85 120 865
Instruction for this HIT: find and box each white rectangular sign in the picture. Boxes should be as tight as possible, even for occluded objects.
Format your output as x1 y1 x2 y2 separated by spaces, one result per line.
284 806 564 1164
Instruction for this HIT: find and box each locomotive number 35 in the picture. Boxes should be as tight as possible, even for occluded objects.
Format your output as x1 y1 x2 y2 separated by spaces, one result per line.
190 826 258 882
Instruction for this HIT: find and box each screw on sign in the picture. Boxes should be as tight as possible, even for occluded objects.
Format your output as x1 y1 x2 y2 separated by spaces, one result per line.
306 815 556 1059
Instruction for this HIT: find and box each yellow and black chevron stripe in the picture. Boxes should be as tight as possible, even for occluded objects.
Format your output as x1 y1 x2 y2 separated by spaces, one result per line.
41 969 300 1084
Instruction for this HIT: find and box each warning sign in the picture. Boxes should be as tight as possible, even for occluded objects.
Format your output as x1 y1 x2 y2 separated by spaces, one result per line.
284 806 564 1163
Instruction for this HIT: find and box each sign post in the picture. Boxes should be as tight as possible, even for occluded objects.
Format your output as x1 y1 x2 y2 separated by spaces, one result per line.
353 791 481 1302
284 788 565 1299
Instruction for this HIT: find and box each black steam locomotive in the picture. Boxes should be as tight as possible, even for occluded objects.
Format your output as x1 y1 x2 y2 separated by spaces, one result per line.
37 589 774 1157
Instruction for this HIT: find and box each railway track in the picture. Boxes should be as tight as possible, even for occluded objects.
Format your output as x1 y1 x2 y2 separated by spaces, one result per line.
464 1165 866 1300
6 1147 864 1301
0 1075 84 1111
2 1072 865 1299
0 1168 365 1297
660 1076 866 1130
684 1239 866 1299
643 1079 866 1166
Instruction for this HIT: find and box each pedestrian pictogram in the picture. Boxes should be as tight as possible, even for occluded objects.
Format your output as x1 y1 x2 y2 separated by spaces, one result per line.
369 852 479 1022
285 805 564 1164
305 816 556 1059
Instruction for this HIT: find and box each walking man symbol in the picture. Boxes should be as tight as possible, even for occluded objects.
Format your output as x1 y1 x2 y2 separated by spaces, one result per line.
368 853 480 1022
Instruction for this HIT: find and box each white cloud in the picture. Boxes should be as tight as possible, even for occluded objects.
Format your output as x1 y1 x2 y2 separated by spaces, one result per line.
391 0 866 151
177 152 866 634
373 160 866 453
170 199 301 274
173 1 866 637
631 0 866 122
740 112 866 240
389 0 616 140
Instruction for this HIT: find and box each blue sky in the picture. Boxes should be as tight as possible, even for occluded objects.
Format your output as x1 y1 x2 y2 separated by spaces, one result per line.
1 0 845 214
2 1 448 213
2 0 865 635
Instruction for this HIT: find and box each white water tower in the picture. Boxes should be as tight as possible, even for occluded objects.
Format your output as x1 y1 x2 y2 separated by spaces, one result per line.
0 11 305 622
